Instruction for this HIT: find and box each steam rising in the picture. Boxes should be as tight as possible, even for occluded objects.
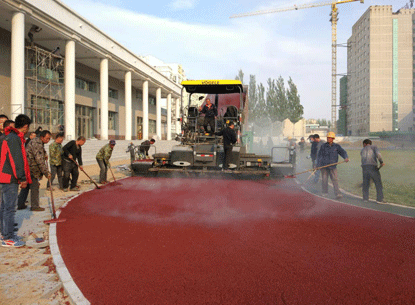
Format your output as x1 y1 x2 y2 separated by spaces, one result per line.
88 177 322 227
248 120 291 162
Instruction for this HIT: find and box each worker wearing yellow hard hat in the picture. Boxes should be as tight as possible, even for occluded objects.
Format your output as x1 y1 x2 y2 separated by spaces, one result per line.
316 131 349 199
327 131 336 139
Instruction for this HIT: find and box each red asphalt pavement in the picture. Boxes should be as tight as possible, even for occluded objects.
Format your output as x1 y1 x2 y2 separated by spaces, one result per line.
57 177 415 304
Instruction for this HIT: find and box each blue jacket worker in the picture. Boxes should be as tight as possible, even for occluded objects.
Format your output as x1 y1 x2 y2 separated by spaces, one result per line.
317 132 349 199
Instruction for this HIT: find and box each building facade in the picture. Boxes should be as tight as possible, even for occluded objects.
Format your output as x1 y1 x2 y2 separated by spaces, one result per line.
0 0 183 141
347 6 415 135
141 56 186 86
338 76 347 135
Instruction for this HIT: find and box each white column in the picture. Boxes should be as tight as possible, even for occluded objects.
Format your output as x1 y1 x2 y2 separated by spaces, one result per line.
175 97 180 134
142 80 149 140
167 93 172 141
156 88 161 140
11 12 25 119
124 71 132 140
64 40 76 140
100 58 109 140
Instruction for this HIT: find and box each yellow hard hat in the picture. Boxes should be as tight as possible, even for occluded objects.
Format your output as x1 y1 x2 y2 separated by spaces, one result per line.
287 136 292 140
327 132 336 138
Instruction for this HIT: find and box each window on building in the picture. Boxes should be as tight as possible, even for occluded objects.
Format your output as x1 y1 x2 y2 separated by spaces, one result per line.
58 71 64 84
149 119 156 134
109 88 118 99
76 77 97 93
136 90 142 101
149 96 156 106
89 82 97 93
27 96 64 126
109 111 117 130
76 105 95 139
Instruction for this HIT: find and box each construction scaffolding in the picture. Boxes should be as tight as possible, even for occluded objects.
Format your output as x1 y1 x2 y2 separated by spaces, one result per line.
25 45 65 133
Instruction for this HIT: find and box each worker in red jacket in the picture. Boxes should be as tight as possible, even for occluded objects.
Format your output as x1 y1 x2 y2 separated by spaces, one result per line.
0 114 32 248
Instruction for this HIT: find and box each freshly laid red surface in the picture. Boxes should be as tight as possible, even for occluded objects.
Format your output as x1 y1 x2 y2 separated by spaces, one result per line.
57 177 415 304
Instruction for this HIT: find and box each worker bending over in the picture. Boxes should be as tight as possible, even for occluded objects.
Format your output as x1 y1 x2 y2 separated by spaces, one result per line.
96 140 116 184
62 136 85 191
139 139 155 159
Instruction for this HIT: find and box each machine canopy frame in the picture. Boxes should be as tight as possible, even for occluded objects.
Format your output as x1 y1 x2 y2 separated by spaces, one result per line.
181 80 243 94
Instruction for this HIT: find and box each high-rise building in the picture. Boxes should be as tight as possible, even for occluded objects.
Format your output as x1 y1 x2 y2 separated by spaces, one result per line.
346 6 415 135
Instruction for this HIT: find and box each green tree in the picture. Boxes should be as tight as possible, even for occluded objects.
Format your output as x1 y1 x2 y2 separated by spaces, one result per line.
248 74 257 116
235 69 244 84
274 76 288 122
237 71 304 130
286 77 303 124
317 119 328 126
252 83 267 124
266 78 277 119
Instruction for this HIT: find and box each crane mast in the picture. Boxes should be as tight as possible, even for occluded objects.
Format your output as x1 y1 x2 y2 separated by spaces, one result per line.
331 4 338 131
231 0 364 132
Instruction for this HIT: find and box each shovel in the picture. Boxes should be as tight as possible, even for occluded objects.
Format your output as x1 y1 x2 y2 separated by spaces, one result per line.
44 176 66 224
108 163 121 185
71 159 101 189
285 160 348 178
30 232 45 243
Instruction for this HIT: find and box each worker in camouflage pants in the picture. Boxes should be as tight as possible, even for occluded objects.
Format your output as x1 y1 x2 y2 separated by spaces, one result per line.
96 140 116 184
18 130 51 211
47 133 64 190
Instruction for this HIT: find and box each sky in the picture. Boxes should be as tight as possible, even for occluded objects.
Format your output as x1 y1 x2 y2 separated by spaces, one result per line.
62 0 405 120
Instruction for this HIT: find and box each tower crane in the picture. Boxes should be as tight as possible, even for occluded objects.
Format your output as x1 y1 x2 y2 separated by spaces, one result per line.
230 0 364 132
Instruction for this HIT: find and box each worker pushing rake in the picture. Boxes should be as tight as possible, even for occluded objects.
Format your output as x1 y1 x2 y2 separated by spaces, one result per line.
285 161 347 179
96 140 117 185
287 132 349 200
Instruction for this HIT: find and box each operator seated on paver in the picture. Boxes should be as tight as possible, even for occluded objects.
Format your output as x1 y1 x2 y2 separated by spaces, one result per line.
139 139 155 159
199 98 218 134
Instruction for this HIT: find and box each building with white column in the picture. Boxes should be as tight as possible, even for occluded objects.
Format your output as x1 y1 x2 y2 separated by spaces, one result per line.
0 0 182 140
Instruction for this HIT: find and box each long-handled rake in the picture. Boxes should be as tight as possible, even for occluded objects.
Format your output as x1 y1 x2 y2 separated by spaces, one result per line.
285 160 348 178
72 159 101 189
108 164 121 185
44 176 66 224
304 170 317 183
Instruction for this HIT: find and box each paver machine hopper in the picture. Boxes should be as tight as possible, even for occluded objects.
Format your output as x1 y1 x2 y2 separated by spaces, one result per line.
131 80 272 176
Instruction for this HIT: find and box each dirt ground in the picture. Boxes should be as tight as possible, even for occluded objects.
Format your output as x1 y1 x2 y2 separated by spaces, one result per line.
0 159 131 305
